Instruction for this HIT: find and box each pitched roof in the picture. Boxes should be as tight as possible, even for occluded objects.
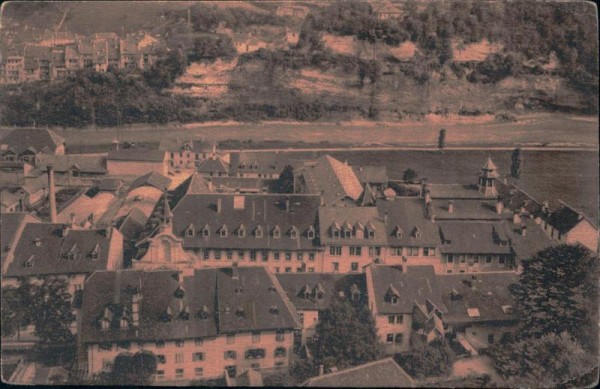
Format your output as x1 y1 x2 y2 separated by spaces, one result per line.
118 207 150 241
357 184 377 206
80 267 299 344
495 181 542 216
377 198 439 247
430 199 504 221
427 184 487 200
437 222 512 255
1 213 40 270
0 128 64 156
107 149 167 163
546 202 589 234
5 224 115 277
369 265 446 315
352 165 389 184
98 178 123 192
38 154 107 174
276 273 366 311
0 189 22 208
228 152 289 176
196 158 230 174
318 206 387 246
158 138 214 153
436 272 519 325
303 357 415 387
303 155 363 204
504 218 555 261
172 194 320 251
129 171 171 191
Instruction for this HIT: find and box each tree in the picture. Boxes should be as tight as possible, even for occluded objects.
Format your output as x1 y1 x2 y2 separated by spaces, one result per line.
402 168 418 183
1 280 34 338
486 332 597 387
276 165 295 193
30 277 76 343
315 299 384 369
438 128 446 152
395 339 456 379
111 351 157 385
511 244 599 348
189 34 236 62
510 147 522 179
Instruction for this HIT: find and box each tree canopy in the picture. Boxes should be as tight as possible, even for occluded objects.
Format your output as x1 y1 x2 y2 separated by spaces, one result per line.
395 339 456 379
314 298 384 369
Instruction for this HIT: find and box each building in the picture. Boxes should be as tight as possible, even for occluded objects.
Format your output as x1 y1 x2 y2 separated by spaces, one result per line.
0 128 66 162
37 155 107 186
228 152 293 179
302 357 415 387
106 149 169 177
79 266 300 381
371 2 403 21
128 171 171 192
159 138 227 170
541 201 598 253
276 273 366 347
134 194 322 274
1 212 41 275
366 265 446 354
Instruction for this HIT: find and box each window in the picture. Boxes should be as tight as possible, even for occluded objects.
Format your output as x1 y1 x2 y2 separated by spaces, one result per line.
102 358 112 371
186 226 194 237
117 341 130 350
238 251 244 260
298 313 304 324
424 247 436 256
193 352 204 362
220 227 228 237
447 255 454 263
252 332 261 343
245 348 266 359
275 267 280 273
351 262 358 272
214 250 221 260
276 331 285 342
290 228 298 239
332 262 339 272
156 370 165 380
285 267 292 273
330 246 342 256
224 350 237 360
156 341 165 348
273 227 281 238
202 228 210 237
262 251 269 261
386 334 394 343
499 256 505 264
274 252 280 261
195 368 203 378
488 334 494 344
227 334 235 344
101 320 109 330
369 247 381 256
333 229 340 238
392 247 403 256
175 353 184 363
203 250 210 260
226 250 233 260
175 368 184 378
295 252 303 261
274 347 286 358
238 226 246 238
486 255 492 263
460 256 466 263
285 252 292 261
388 315 395 324
309 253 315 261
250 251 257 261
251 363 260 369
408 247 419 256
350 246 362 256
391 296 398 304
447 270 453 274
395 333 404 344
157 355 166 364
176 340 184 347
307 228 315 239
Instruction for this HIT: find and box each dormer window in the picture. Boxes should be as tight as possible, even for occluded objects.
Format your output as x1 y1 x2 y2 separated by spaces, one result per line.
34 238 41 247
269 305 279 314
179 306 190 321
185 224 195 237
120 318 129 330
394 226 403 238
331 222 341 238
90 251 99 260
333 229 340 238
273 226 281 239
299 285 311 299
307 226 315 239
202 225 210 237
255 226 263 238
220 225 228 237
235 307 245 317
344 229 352 239
174 283 186 298
24 255 34 268
365 229 375 239
289 226 298 239
413 227 422 238
384 284 400 304
237 225 246 238
101 319 110 331
197 305 209 320
313 283 325 300
162 306 173 322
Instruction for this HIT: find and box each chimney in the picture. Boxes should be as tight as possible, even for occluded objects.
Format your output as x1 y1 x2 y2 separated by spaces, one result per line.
47 163 57 223
495 199 504 214
513 211 521 225
448 200 454 214
521 224 527 236
232 261 239 280
319 365 324 376
217 198 222 213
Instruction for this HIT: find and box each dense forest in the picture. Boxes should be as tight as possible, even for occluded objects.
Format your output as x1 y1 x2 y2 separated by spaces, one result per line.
1 1 597 128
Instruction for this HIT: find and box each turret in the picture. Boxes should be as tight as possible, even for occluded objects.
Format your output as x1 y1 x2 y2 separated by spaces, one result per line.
478 157 499 197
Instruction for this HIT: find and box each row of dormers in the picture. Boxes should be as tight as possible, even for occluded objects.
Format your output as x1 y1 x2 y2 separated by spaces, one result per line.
185 224 315 240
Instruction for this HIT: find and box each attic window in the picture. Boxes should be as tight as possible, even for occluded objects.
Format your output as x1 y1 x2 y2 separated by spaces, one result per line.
467 308 480 318
185 224 195 237
269 305 279 314
202 226 210 237
235 307 245 317
101 319 110 331
179 307 190 321
220 226 228 237
273 226 281 239
366 229 375 239
307 226 315 239
235 286 243 294
255 226 263 238
34 238 41 247
89 244 100 260
394 227 403 238
197 305 209 320
344 229 352 239
268 285 277 292
501 305 513 314
413 227 422 238
237 225 246 238
290 226 298 239
161 306 173 322
67 251 76 260
333 229 340 238
174 283 186 298
120 318 129 330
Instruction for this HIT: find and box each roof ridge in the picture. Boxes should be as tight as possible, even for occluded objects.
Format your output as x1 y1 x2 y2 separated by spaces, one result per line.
304 357 413 385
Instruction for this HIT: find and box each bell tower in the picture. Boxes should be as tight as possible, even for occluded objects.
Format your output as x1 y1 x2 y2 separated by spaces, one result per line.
478 157 499 197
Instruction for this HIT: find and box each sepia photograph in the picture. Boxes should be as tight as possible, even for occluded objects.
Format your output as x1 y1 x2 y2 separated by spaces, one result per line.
0 0 598 387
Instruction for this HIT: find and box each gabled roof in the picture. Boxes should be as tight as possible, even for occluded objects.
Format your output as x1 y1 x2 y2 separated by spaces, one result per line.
5 224 115 277
158 138 214 153
430 199 504 221
107 149 167 163
1 212 41 270
38 155 107 174
228 152 290 175
318 206 387 246
80 267 299 344
196 158 230 174
437 222 512 255
377 198 438 247
303 155 363 204
546 201 590 234
303 357 415 387
369 265 446 315
98 178 123 192
129 171 171 192
358 183 377 206
0 128 64 156
172 194 320 251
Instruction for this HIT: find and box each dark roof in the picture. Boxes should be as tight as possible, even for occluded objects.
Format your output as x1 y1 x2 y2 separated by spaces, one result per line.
436 272 519 325
99 178 123 192
0 189 22 208
302 155 363 205
430 199 504 221
229 152 289 176
377 198 439 247
428 184 487 200
352 165 389 184
505 219 555 261
496 181 542 216
318 206 387 246
276 273 366 311
129 171 171 192
0 128 65 156
118 207 150 241
5 224 115 277
210 177 264 193
172 194 320 251
546 202 587 234
80 267 299 344
303 358 415 387
1 213 40 270
38 155 107 174
437 222 512 255
107 149 167 163
196 158 230 174
369 265 447 315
